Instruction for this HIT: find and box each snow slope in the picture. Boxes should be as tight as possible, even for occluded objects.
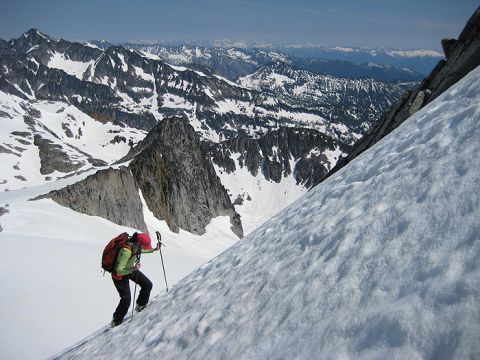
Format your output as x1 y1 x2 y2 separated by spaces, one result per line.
58 65 480 359
0 172 239 360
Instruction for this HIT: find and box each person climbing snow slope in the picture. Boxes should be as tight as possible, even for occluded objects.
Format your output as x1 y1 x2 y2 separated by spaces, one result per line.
110 232 159 327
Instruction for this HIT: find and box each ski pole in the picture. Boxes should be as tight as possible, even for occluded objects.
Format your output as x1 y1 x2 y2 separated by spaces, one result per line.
131 252 141 321
156 231 169 292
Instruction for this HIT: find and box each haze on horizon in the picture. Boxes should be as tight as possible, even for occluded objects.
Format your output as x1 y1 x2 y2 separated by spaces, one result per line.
0 0 478 50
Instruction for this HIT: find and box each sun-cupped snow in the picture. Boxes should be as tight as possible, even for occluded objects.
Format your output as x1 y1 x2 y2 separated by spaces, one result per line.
58 65 480 359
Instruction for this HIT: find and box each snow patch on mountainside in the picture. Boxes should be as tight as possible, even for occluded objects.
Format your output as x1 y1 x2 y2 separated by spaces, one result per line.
0 91 146 191
215 99 255 117
214 153 307 234
58 65 480 359
47 52 94 80
386 49 443 58
162 93 194 110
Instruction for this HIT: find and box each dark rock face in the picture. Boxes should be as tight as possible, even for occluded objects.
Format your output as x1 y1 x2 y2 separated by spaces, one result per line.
0 206 9 232
34 135 84 174
39 166 147 231
322 7 480 186
128 118 243 237
211 127 350 188
441 39 457 61
427 9 480 101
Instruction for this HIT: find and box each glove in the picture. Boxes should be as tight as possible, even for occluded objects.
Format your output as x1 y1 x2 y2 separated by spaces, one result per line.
134 263 141 270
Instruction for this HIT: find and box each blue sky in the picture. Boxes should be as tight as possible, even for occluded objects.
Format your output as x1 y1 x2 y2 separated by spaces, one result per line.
0 0 477 49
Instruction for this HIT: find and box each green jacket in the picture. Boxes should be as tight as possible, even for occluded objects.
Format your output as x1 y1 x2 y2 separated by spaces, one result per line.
114 243 154 277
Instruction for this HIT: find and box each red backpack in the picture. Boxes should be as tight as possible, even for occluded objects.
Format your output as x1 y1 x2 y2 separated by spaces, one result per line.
101 232 132 273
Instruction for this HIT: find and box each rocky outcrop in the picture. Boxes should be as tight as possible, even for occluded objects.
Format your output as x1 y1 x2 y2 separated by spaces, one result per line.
127 118 243 237
39 118 243 237
0 206 9 232
38 166 147 231
322 7 480 185
34 135 85 174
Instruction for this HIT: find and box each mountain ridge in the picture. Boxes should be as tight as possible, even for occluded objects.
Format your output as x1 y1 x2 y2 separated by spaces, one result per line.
121 41 426 81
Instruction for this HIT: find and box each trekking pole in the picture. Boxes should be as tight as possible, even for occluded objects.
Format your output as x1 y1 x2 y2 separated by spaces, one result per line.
131 252 141 321
156 231 169 292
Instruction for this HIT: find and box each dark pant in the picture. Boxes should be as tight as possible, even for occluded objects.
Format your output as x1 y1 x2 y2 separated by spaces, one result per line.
112 270 152 323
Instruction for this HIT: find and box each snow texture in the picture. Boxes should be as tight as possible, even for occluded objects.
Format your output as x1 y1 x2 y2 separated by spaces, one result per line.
54 66 480 359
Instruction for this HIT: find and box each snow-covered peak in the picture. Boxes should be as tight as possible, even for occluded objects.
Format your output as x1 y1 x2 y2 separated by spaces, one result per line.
385 49 444 58
328 46 443 58
57 64 480 359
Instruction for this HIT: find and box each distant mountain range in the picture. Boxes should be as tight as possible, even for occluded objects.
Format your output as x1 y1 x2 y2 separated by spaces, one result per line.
277 44 443 75
238 61 415 141
0 28 418 235
92 39 442 76
111 42 428 81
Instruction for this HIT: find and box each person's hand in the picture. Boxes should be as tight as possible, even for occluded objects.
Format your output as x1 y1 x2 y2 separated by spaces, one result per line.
134 263 141 270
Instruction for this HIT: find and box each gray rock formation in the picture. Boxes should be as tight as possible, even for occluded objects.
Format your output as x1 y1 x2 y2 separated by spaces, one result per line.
38 166 147 231
321 7 480 186
0 206 9 232
39 118 243 237
34 135 85 174
127 118 243 237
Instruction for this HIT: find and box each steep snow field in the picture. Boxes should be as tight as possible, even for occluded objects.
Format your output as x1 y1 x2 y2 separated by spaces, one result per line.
57 65 480 359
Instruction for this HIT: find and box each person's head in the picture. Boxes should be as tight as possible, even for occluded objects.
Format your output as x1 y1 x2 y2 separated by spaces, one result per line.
135 232 153 250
